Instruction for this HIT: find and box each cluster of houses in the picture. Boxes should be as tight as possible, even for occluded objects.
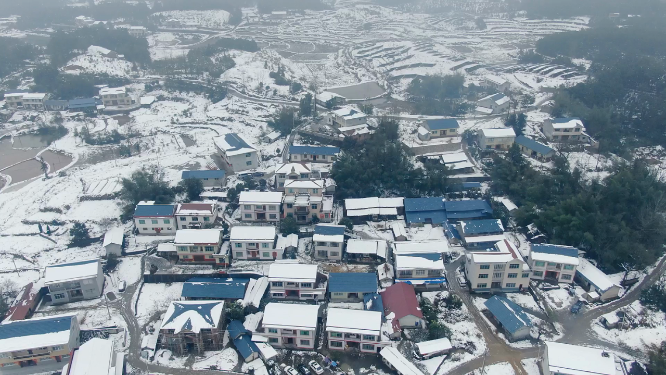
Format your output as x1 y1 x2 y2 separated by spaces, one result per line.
3 86 137 113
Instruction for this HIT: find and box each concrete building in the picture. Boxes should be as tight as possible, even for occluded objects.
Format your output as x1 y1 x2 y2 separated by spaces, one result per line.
133 202 176 235
345 239 388 262
478 128 516 150
181 170 226 188
3 91 28 108
465 240 531 293
174 229 223 264
575 258 621 302
268 263 327 301
326 107 368 128
380 283 426 333
528 244 579 283
230 226 279 260
542 117 589 142
484 295 532 341
239 191 283 222
328 273 378 301
262 303 320 350
456 219 505 250
4 92 48 110
515 135 555 161
326 308 387 354
476 93 510 114
214 133 259 172
313 224 345 261
0 314 80 372
102 227 124 256
63 337 124 375
175 203 217 229
483 75 510 92
274 163 315 190
283 180 334 223
289 145 340 163
158 301 225 355
417 119 459 141
541 342 616 375
99 87 132 107
128 26 147 37
44 259 104 305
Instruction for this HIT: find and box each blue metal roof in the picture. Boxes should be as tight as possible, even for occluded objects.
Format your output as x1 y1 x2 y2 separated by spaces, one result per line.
552 117 581 124
531 244 578 258
224 133 253 152
515 136 554 156
44 100 68 106
328 273 378 293
396 277 447 285
0 315 75 340
425 119 459 130
228 320 260 360
68 98 101 109
462 182 482 189
163 302 220 331
484 296 531 334
289 145 340 156
182 170 226 180
405 210 447 225
363 293 384 316
445 222 462 240
460 219 503 235
445 200 493 219
314 225 345 236
133 204 175 217
404 197 446 212
181 278 249 299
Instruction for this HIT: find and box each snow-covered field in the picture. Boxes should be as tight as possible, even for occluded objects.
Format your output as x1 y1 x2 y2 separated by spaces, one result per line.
152 10 231 29
64 53 135 77
591 300 666 352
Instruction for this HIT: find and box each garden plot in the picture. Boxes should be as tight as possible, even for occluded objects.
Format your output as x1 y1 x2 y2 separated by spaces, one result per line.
591 300 666 352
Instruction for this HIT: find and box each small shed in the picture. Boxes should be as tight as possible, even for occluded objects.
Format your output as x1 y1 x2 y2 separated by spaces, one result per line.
103 227 124 256
228 320 260 362
380 347 425 375
575 258 621 302
415 337 453 359
391 222 408 241
181 278 249 301
484 295 532 342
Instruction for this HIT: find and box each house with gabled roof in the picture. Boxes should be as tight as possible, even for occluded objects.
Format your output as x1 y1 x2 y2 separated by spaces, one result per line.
541 342 616 375
181 170 226 188
444 200 493 221
329 273 378 301
289 145 340 163
262 303 320 350
380 283 425 335
313 224 346 260
133 201 176 235
326 308 388 354
181 278 249 301
404 197 447 226
477 93 510 114
575 258 621 302
175 203 217 229
465 239 530 293
174 229 223 264
45 259 104 305
515 135 555 161
479 128 516 150
542 117 587 142
239 191 283 222
230 226 278 260
457 219 505 250
274 162 314 190
418 119 459 141
228 320 260 362
528 244 579 283
268 262 327 300
158 301 225 355
484 295 532 341
214 133 259 172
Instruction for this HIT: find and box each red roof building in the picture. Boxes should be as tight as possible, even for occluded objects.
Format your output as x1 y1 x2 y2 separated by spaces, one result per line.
4 282 44 322
380 283 426 333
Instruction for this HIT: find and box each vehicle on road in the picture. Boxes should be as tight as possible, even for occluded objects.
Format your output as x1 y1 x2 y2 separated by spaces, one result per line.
118 280 126 292
571 300 585 314
284 366 299 375
457 275 466 287
297 364 311 375
308 360 324 375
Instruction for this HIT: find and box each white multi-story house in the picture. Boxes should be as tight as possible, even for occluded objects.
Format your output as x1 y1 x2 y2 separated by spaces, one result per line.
478 128 516 150
483 75 510 92
289 145 340 163
175 203 217 229
326 107 368 128
542 118 589 142
262 303 320 350
268 262 327 300
99 87 133 107
230 226 279 260
274 163 315 190
4 92 48 110
133 201 176 235
128 26 147 37
45 259 105 305
326 308 388 354
528 244 579 283
239 191 283 222
283 180 334 223
465 240 531 293
476 93 510 114
313 224 345 260
4 92 26 108
214 133 259 172
174 229 223 264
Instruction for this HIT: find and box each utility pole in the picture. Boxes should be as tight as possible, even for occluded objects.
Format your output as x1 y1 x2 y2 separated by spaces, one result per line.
480 349 488 375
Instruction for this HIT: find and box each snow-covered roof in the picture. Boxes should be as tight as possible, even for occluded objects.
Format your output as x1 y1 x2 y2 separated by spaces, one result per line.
550 117 584 129
544 342 615 375
22 93 47 100
394 241 449 254
463 234 507 244
87 45 112 55
268 263 318 282
67 337 114 375
417 126 429 135
531 244 580 265
469 252 515 263
157 243 177 252
313 224 345 243
391 222 407 238
485 75 508 86
0 314 77 353
44 259 100 284
102 227 124 247
242 277 269 308
284 179 324 189
576 258 618 293
140 96 155 105
174 229 221 245
160 301 224 334
344 197 404 216
276 234 299 250
475 106 494 115
99 87 126 96
484 295 531 334
492 196 518 211
440 151 469 164
262 303 319 330
275 163 311 175
256 342 278 360
326 308 382 336
416 338 452 356
346 239 387 259
214 133 257 156
395 254 444 270
448 161 475 170
318 91 344 102
175 203 215 216
481 128 516 138
380 347 425 375
239 191 283 204
231 226 276 241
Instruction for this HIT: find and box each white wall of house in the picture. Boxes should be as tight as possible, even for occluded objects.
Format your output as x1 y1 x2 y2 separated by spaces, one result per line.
240 203 281 222
175 214 216 229
232 240 279 260
327 331 385 353
479 134 515 150
225 151 259 172
290 154 337 163
398 314 425 328
176 244 221 263
314 241 343 260
465 258 530 292
264 327 315 350
529 259 577 283
542 120 586 141
269 280 324 300
134 217 176 235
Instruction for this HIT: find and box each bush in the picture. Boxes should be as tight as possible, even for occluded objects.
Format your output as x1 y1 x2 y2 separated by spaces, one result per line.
226 301 245 322
339 217 353 231
69 222 91 247
281 217 299 235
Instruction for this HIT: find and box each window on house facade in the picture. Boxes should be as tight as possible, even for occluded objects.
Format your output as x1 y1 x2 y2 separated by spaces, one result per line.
533 270 543 277
362 335 375 341
563 264 574 270
204 217 210 222
428 270 441 276
272 282 283 287
330 252 339 257
268 328 278 333
506 283 516 288
269 337 279 343
480 265 490 269
191 217 199 221
331 242 339 247
414 270 426 276
164 219 170 224
246 161 252 166
269 205 277 210
152 219 158 224
317 242 326 246
236 252 243 258
493 272 503 278
262 243 269 248
244 205 252 210
287 204 293 208
479 274 488 279
330 332 342 338
269 214 277 219
493 264 504 270
178 246 188 251
561 274 572 280
522 273 530 278
180 217 186 221
535 261 545 267
330 341 343 348
477 283 487 288
138 219 145 224
547 262 557 267
300 283 312 288
508 273 517 278
263 252 270 258
362 344 374 351
509 264 519 269
245 214 252 218
300 330 310 336
235 243 243 248
311 204 318 209
205 246 214 252
272 293 283 297
300 340 310 346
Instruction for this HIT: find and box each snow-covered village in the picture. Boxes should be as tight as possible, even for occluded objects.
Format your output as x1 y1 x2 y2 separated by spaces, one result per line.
1 0 666 375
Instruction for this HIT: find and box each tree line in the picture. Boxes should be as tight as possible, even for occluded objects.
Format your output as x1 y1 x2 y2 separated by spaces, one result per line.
32 65 130 100
0 38 39 79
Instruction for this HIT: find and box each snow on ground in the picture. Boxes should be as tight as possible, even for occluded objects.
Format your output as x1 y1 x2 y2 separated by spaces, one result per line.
566 151 615 181
504 292 542 312
242 358 268 375
468 361 514 375
136 283 183 327
152 10 231 29
63 53 134 77
192 348 239 371
521 358 540 375
591 300 666 352
154 349 188 368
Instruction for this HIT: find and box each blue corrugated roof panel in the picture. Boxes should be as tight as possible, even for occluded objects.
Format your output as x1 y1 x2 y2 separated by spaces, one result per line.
314 225 345 236
329 273 378 293
181 278 249 299
227 320 259 360
484 296 531 334
552 117 581 124
405 210 447 225
460 219 503 235
227 320 250 339
425 119 460 130
531 244 578 258
446 223 462 240
404 197 446 212
0 315 75 340
68 98 101 109
462 182 482 189
445 200 492 213
133 204 175 217
182 170 226 180
515 136 554 156
363 293 384 316
289 145 340 156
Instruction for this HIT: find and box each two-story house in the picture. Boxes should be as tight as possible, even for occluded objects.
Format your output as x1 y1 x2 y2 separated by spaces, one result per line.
44 259 104 305
283 180 334 223
214 133 259 172
22 93 48 110
239 191 283 222
175 203 217 229
478 128 516 150
476 93 510 114
326 107 368 128
484 75 510 92
456 219 506 250
230 226 279 260
542 118 588 142
328 273 378 302
528 244 579 283
274 163 315 190
417 119 459 141
99 87 132 107
159 301 225 355
313 224 345 261
4 91 27 108
326 308 387 354
262 303 320 350
394 253 446 289
465 239 531 293
0 314 80 371
289 145 340 163
128 25 147 37
268 262 327 300
174 229 223 263
181 170 226 188
133 201 176 235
